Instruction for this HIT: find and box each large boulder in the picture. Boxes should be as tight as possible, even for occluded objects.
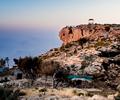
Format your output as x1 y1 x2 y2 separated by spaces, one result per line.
84 58 104 76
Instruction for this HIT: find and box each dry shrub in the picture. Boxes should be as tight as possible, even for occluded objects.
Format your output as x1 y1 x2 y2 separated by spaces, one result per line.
0 87 20 100
95 40 109 47
40 60 60 76
39 88 47 92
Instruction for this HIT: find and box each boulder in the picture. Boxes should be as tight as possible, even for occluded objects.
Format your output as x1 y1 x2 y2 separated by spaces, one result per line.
117 85 120 92
84 58 104 76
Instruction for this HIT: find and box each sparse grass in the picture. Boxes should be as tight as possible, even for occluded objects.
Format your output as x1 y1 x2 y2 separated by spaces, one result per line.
20 88 40 96
18 87 118 99
95 40 106 47
41 51 60 60
85 39 112 49
94 39 111 47
72 89 88 96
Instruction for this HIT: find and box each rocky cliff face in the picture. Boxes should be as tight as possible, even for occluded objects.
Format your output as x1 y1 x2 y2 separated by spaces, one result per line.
59 24 120 45
39 24 120 90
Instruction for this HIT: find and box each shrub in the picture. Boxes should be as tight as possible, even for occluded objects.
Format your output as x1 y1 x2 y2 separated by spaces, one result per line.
78 38 89 49
74 49 77 54
0 86 20 100
64 43 73 48
114 93 120 100
54 48 58 51
39 88 47 92
13 56 42 80
105 26 110 32
60 46 65 51
40 60 60 76
95 40 110 47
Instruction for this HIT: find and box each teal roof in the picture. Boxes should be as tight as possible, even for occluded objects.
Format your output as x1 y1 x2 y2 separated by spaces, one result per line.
65 75 93 81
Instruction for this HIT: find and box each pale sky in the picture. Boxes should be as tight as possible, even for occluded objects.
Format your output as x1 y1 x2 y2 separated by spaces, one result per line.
1 0 120 30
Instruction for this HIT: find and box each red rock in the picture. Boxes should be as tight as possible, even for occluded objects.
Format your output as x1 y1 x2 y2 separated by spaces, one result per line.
59 24 120 45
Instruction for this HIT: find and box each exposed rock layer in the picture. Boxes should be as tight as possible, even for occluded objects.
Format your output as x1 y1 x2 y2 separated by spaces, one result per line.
59 24 120 45
40 24 120 90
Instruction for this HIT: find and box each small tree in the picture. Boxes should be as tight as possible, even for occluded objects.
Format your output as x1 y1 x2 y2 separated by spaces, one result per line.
105 26 110 32
0 58 6 67
78 38 89 49
69 26 73 34
13 56 42 80
5 57 9 67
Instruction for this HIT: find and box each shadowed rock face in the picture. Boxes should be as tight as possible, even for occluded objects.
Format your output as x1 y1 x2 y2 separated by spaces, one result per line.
59 24 120 45
98 50 120 57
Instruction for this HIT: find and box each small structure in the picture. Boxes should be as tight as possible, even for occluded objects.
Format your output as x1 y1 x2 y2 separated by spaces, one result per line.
12 68 23 79
88 19 94 24
53 69 93 88
103 26 110 39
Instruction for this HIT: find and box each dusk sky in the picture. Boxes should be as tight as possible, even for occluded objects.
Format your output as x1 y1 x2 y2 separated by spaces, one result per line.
0 0 120 65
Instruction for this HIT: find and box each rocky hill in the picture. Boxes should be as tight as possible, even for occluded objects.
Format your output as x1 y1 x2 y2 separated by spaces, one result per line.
0 24 120 100
39 24 120 90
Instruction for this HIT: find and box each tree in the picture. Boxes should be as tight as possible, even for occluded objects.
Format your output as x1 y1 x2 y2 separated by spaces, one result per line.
0 58 6 67
40 59 60 88
5 57 9 67
105 26 110 32
13 56 60 87
78 38 89 49
13 56 42 80
69 26 73 34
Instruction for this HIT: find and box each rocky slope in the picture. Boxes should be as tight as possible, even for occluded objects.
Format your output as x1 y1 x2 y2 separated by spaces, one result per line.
0 24 120 100
40 24 120 90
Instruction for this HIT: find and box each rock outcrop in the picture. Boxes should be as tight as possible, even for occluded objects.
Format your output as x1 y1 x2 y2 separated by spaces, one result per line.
59 24 120 45
39 24 120 90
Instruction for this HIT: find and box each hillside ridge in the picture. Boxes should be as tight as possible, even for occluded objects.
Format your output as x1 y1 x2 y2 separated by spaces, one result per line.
39 23 120 90
59 24 120 45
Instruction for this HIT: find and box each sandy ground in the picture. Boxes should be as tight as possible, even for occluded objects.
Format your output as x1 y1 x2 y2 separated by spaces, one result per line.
19 87 118 100
2 77 119 100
